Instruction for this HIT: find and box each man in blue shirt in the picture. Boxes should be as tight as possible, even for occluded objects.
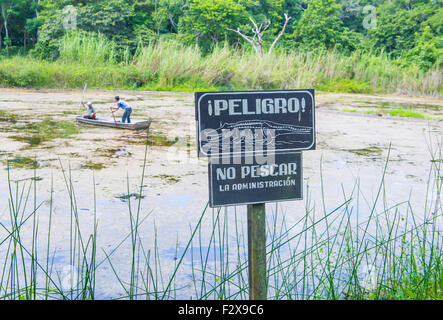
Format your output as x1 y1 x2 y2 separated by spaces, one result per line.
110 96 133 123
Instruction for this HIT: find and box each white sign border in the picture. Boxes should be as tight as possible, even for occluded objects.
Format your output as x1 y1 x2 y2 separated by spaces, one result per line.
197 90 316 157
208 152 303 208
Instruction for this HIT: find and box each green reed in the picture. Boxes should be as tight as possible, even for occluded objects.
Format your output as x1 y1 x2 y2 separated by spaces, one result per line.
0 136 442 300
0 36 441 95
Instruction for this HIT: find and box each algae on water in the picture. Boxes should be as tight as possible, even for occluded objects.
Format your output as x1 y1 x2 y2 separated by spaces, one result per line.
3 156 39 169
10 119 81 148
153 174 181 184
347 146 383 157
81 161 106 170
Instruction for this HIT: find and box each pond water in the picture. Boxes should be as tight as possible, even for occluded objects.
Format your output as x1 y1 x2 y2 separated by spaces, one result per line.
0 89 441 299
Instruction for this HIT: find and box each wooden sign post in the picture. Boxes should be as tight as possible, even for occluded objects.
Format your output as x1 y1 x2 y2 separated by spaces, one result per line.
248 203 267 300
195 90 315 300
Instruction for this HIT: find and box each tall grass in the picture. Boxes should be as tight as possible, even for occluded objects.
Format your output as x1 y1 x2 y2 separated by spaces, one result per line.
59 32 118 66
0 135 442 300
0 37 441 95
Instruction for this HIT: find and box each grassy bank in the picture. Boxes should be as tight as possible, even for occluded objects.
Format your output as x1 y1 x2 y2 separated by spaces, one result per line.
0 38 441 95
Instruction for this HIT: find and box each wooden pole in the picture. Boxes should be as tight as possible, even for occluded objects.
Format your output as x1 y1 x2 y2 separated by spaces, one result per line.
247 203 267 300
110 107 117 124
78 83 87 114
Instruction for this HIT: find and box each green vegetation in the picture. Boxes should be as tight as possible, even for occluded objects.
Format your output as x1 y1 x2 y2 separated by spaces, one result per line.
0 110 20 123
115 193 146 201
10 119 80 148
80 161 106 170
59 32 118 66
347 145 383 156
342 107 443 120
9 135 46 147
0 44 441 94
318 79 373 94
153 174 181 184
95 148 118 158
61 110 80 115
386 108 429 119
3 156 39 169
147 133 179 147
1 142 442 300
0 0 440 94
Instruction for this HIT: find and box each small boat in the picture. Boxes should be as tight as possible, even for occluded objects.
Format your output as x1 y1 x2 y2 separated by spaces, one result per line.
76 116 151 130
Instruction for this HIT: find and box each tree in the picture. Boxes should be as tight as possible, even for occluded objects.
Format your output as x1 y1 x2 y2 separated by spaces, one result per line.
34 0 137 58
407 25 443 70
153 7 168 36
227 12 292 57
1 0 440 73
338 0 382 34
79 0 134 43
180 0 248 49
0 0 14 53
367 0 442 57
0 0 34 53
292 0 359 51
162 0 190 32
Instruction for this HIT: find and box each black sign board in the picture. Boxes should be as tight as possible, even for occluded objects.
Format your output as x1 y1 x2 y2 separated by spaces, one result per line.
208 153 302 207
195 90 315 157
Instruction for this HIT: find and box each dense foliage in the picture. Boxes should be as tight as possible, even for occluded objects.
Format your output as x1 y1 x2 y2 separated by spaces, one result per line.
0 0 440 95
0 0 440 69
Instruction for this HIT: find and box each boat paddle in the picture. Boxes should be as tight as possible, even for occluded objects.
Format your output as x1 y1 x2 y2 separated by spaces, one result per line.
110 107 117 125
78 83 87 114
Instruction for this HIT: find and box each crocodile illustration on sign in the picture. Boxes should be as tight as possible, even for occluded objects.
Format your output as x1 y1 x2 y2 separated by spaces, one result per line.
219 120 312 144
207 120 312 150
196 90 315 157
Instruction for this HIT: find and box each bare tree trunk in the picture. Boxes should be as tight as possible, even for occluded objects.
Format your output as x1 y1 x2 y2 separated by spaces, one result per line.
1 3 8 40
227 17 270 57
1 1 12 55
168 13 177 32
35 0 40 18
3 20 7 40
268 13 292 56
2 6 8 55
0 22 3 51
227 13 292 58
